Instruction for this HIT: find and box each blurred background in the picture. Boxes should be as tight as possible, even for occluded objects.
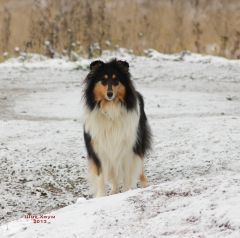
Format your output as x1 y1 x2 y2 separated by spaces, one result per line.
0 0 240 60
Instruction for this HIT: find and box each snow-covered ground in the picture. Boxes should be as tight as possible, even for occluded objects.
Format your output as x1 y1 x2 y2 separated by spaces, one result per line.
1 49 240 237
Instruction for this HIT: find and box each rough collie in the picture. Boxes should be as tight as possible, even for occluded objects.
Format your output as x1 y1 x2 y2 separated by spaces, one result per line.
83 59 152 197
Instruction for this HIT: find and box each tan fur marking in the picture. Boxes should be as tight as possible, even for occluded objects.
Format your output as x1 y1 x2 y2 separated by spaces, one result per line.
115 82 125 102
140 172 148 188
112 74 116 79
104 74 108 79
94 81 125 106
139 164 148 188
88 160 100 176
94 81 107 102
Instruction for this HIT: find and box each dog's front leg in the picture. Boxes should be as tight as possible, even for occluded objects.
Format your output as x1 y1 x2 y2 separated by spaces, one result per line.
111 179 119 195
123 155 143 192
110 169 119 195
95 173 105 197
123 172 132 192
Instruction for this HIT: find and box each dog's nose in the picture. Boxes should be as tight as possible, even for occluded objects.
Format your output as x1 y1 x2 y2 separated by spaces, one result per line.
107 91 113 98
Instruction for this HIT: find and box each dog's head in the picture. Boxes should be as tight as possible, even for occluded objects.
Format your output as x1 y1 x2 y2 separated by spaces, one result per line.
84 59 136 110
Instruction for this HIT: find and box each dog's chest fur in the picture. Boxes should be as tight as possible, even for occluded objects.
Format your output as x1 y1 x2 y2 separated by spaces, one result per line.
84 103 139 163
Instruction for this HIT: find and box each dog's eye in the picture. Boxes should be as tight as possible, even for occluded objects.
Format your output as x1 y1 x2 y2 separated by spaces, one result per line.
101 79 107 86
112 80 119 86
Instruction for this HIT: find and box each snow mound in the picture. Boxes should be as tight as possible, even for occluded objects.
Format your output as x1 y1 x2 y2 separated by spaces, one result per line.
1 174 240 238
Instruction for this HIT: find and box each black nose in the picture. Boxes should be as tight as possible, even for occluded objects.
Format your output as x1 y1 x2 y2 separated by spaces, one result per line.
107 91 113 98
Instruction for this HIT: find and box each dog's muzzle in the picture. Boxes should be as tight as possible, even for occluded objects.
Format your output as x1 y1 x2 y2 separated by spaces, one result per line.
106 91 114 101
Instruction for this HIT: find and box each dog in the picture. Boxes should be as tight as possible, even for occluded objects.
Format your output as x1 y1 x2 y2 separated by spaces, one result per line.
83 59 152 197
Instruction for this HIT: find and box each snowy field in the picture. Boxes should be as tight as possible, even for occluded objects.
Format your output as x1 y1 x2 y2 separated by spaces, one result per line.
1 49 240 237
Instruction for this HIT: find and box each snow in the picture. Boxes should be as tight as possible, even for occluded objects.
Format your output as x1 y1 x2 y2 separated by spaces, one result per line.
1 49 240 237
1 176 240 238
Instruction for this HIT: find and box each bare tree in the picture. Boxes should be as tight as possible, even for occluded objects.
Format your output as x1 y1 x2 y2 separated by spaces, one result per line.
1 7 12 52
192 0 202 53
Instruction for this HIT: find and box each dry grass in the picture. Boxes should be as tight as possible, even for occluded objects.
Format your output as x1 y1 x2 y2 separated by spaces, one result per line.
0 0 240 59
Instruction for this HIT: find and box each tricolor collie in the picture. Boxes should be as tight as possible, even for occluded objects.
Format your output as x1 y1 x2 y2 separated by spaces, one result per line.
83 59 152 197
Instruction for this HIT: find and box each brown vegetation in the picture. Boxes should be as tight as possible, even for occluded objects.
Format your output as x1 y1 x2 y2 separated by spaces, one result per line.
0 0 240 59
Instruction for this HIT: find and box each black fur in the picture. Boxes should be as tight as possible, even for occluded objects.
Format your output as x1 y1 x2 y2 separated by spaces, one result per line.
133 92 152 157
83 59 137 111
89 60 104 70
83 130 101 175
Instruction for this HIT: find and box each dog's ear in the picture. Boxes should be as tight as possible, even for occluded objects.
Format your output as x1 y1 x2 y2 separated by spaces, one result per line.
90 60 104 70
117 60 129 71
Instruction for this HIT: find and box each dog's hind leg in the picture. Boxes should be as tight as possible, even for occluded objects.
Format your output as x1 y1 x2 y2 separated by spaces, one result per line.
139 159 148 188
